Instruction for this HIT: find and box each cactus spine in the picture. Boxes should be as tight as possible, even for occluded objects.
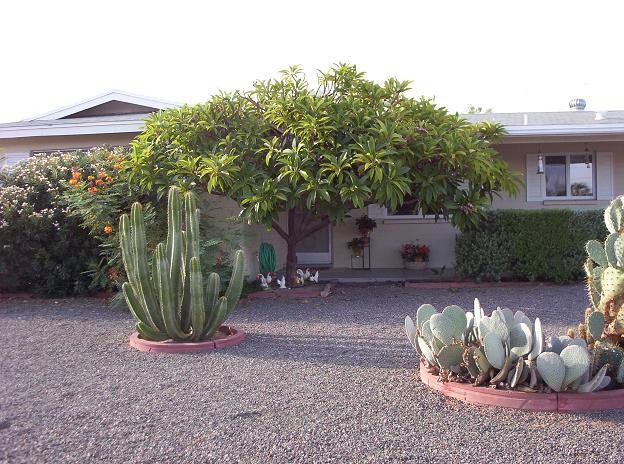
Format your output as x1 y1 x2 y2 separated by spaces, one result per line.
120 186 245 342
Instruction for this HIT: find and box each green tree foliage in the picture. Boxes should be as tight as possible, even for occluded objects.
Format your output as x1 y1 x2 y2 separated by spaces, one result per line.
129 64 520 283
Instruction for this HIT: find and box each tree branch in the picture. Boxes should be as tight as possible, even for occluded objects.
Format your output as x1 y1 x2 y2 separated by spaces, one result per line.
299 216 330 240
271 220 289 241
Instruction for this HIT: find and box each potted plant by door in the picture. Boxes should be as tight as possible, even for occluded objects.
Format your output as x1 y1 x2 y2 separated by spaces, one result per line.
348 237 365 258
400 242 430 270
355 215 377 246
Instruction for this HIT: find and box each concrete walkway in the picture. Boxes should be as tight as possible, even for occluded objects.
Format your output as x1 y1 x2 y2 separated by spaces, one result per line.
317 267 455 283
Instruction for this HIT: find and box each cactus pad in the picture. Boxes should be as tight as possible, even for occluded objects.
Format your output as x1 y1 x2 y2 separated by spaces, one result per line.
578 364 609 393
509 323 532 357
441 305 468 336
528 317 543 361
429 313 460 345
404 316 418 351
416 304 437 331
587 311 604 340
418 337 436 366
586 239 609 267
616 361 624 384
536 352 565 392
483 332 506 369
560 345 591 389
437 345 464 369
474 346 491 373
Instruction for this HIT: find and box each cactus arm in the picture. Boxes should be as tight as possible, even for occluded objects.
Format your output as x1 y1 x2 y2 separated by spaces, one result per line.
166 187 183 313
189 257 205 341
155 243 189 340
204 272 221 314
224 249 245 318
180 193 201 331
130 202 164 331
203 296 229 338
136 321 170 341
122 281 157 331
202 272 221 336
120 214 160 331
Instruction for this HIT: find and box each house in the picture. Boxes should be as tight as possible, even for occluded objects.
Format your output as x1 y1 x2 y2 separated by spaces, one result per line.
254 98 624 276
3 93 622 277
0 90 179 167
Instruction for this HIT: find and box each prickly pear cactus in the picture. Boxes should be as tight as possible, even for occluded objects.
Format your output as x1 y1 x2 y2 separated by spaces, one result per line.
585 196 624 337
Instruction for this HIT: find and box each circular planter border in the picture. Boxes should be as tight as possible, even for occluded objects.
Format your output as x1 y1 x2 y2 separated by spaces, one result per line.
129 325 245 353
419 361 624 412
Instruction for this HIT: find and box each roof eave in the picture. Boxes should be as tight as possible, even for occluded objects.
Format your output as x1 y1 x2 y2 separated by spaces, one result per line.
0 118 146 139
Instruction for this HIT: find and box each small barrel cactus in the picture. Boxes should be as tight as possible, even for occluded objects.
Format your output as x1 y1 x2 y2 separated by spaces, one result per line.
120 186 244 342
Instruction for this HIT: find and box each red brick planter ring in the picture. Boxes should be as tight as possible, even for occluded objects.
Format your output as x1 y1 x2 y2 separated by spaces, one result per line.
419 361 624 412
129 325 245 353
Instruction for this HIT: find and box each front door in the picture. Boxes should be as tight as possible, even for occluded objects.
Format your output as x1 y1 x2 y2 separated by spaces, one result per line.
295 212 331 265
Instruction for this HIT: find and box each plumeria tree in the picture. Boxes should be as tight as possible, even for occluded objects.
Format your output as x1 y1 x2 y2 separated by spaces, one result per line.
129 64 520 284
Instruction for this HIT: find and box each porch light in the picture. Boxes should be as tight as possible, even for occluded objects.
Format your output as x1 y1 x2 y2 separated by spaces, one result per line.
584 143 591 168
537 145 544 174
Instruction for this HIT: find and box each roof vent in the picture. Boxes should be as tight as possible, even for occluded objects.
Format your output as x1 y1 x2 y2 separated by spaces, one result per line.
569 98 586 111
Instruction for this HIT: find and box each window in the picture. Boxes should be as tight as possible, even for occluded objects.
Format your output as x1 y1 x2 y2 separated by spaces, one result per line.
544 153 594 199
388 195 435 217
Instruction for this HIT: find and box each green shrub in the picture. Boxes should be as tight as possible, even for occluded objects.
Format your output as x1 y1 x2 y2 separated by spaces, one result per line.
456 209 607 283
0 152 101 295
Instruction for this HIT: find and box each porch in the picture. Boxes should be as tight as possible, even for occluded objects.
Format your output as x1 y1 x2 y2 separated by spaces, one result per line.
316 267 456 283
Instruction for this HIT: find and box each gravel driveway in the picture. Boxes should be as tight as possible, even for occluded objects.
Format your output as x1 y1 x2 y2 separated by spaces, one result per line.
2 284 623 463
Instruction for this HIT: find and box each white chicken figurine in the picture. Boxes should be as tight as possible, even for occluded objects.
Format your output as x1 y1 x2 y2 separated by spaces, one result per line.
296 268 311 280
309 270 319 283
277 275 287 289
257 274 269 289
265 273 273 285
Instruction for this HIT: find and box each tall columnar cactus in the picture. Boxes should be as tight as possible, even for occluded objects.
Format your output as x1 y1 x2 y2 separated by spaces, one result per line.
120 186 244 342
585 195 624 337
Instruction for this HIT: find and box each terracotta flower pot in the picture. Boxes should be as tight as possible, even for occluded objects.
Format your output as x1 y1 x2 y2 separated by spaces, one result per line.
404 260 427 270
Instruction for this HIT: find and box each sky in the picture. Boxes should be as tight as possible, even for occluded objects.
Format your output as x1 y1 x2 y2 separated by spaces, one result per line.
2 0 623 123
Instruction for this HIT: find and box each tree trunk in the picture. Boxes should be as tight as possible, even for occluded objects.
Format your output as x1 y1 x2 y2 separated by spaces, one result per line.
271 208 330 287
285 238 298 287
285 208 298 286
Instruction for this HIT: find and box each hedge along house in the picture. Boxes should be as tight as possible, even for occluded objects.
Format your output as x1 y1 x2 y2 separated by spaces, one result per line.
246 98 624 278
0 90 179 167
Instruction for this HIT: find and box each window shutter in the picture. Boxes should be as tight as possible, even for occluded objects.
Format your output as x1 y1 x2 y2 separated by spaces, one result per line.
1 152 29 169
367 204 386 218
596 152 613 200
525 153 543 201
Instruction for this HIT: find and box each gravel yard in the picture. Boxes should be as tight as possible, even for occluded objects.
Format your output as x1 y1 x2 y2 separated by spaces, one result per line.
2 284 624 463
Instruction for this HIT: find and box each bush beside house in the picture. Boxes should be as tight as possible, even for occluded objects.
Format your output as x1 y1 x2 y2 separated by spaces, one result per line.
456 209 607 282
0 147 242 297
0 152 102 295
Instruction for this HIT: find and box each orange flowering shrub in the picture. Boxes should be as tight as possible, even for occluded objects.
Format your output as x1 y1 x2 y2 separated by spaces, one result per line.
61 146 165 292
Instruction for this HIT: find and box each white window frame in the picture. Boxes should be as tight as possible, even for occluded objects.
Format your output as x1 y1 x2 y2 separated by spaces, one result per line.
543 152 596 201
367 205 444 222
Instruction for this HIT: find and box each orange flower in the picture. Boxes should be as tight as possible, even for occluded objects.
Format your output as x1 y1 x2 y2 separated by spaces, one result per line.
71 171 81 180
87 187 99 194
97 171 106 179
105 176 113 182
107 154 115 161
113 164 122 170
95 179 103 185
69 179 77 185
103 225 113 234
87 175 95 181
